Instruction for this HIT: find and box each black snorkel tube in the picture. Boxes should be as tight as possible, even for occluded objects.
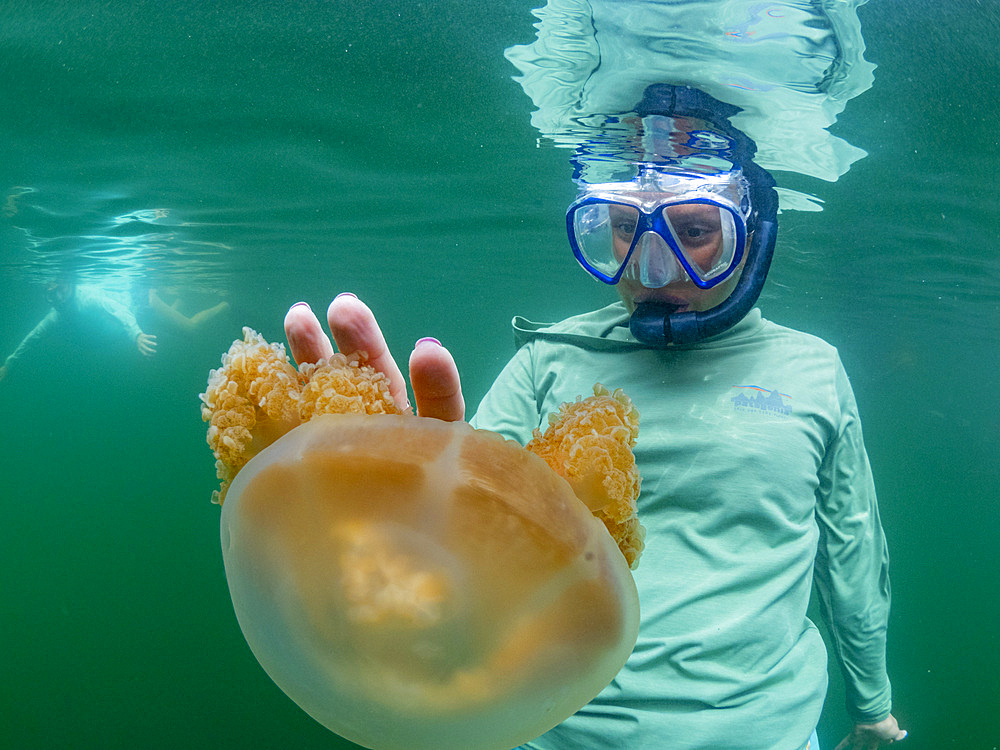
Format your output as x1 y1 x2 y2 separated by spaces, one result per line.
625 85 780 346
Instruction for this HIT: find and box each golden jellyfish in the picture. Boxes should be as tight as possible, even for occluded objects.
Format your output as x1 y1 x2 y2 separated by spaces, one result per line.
200 328 644 750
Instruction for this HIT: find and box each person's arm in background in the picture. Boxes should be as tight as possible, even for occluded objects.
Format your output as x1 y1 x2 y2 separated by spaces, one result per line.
0 308 60 384
148 288 229 332
78 285 158 357
813 356 907 749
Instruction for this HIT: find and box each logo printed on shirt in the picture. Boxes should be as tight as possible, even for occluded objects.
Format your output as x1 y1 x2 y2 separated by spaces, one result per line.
730 385 792 416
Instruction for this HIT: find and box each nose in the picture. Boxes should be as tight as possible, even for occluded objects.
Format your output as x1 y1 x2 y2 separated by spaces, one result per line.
632 232 684 288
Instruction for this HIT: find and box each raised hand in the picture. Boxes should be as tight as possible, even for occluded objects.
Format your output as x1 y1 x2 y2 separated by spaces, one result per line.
283 293 464 422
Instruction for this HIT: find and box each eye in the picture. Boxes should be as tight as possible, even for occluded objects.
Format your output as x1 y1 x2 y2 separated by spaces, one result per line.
612 216 637 238
664 204 723 247
676 223 718 246
609 207 639 240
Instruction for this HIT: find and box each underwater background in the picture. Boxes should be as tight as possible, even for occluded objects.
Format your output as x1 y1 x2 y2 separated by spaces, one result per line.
1 1 997 748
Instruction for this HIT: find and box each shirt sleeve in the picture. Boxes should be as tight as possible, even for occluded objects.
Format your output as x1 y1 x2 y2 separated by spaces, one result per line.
3 309 60 369
812 356 893 723
78 286 143 341
469 343 545 445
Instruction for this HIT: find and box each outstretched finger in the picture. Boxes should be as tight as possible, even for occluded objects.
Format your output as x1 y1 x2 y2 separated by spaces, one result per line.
409 337 465 422
284 301 334 365
327 293 409 411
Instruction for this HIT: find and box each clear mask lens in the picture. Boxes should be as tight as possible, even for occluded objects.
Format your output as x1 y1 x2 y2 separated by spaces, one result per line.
571 203 627 279
662 203 738 280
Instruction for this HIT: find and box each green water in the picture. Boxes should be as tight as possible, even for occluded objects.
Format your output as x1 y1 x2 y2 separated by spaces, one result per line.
1 1 997 748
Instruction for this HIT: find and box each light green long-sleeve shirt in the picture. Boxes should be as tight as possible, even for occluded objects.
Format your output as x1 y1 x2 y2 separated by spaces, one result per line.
470 303 892 750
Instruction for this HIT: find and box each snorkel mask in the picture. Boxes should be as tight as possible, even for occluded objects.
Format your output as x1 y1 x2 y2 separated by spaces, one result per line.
567 169 752 290
568 84 779 346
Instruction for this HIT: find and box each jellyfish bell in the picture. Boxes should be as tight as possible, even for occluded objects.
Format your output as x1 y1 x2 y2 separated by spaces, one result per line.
221 412 639 750
201 328 644 750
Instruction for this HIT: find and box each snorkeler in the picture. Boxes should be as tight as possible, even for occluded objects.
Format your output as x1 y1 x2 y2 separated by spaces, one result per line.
282 84 906 750
0 281 157 385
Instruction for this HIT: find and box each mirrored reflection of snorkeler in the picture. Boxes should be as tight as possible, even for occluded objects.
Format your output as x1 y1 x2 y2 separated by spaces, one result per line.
0 281 157 385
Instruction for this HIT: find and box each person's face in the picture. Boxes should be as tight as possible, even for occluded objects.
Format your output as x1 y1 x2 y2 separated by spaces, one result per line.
610 200 746 314
46 282 74 307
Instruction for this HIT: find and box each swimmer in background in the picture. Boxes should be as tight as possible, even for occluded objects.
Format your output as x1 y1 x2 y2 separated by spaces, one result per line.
0 281 157 385
0 281 234 386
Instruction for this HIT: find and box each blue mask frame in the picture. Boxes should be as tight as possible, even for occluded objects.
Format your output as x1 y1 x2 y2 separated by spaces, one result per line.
566 195 748 290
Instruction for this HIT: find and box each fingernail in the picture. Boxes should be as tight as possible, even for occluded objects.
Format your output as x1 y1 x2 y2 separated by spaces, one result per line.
335 292 358 300
415 337 442 347
291 301 311 310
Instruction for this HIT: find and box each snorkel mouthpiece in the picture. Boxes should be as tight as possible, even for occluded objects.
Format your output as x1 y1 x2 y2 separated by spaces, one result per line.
629 208 777 345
